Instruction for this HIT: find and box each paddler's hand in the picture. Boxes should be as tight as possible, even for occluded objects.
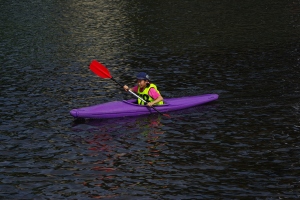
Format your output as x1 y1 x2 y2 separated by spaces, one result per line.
147 102 155 107
123 85 129 91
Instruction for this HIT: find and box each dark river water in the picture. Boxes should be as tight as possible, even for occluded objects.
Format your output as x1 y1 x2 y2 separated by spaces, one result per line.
1 0 300 199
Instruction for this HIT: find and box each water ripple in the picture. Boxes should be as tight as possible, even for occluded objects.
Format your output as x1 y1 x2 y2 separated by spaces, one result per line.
1 0 300 199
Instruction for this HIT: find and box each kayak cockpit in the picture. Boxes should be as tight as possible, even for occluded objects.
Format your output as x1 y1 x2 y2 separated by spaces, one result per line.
122 99 169 107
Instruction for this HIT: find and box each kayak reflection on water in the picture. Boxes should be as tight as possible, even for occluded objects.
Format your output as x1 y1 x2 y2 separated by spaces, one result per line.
71 115 166 180
136 115 164 140
71 114 165 152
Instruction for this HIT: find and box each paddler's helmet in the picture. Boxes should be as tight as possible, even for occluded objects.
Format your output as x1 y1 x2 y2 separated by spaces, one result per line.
136 72 150 81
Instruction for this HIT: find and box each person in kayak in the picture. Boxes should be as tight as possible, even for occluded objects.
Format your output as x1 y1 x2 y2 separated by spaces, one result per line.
123 72 164 107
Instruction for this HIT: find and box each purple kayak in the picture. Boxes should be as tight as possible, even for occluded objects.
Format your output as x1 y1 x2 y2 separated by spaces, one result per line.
70 94 218 119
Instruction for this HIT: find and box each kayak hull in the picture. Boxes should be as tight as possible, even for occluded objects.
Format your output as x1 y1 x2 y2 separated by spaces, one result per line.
70 94 218 119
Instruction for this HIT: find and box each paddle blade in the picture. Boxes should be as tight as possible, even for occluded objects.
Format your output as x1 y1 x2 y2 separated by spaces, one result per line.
89 60 112 79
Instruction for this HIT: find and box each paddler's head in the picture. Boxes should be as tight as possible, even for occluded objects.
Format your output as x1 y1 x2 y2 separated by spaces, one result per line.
136 72 150 88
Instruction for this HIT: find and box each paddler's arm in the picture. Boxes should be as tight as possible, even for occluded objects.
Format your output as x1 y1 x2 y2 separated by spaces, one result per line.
147 95 163 107
124 85 138 93
123 85 132 91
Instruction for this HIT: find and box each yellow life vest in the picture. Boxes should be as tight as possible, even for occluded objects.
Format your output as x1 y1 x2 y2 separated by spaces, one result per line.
137 83 164 105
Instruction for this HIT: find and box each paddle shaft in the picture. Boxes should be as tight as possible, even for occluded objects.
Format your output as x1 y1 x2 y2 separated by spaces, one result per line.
110 77 164 116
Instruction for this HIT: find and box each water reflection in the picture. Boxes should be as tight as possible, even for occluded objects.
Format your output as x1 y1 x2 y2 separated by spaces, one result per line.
72 114 165 145
71 115 167 198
